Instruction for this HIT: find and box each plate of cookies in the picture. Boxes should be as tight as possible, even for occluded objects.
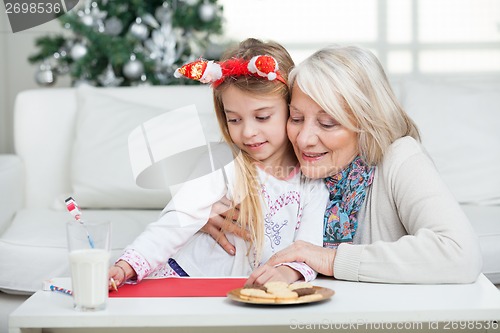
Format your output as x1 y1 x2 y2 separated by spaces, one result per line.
227 281 334 305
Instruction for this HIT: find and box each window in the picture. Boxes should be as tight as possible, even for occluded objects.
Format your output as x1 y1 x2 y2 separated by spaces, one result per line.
220 0 500 77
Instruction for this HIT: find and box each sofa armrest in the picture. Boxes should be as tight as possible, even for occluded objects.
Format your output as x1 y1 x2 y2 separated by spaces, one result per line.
0 155 24 233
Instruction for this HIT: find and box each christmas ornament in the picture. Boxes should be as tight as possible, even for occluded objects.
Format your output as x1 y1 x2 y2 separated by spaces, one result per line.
104 17 123 36
123 54 144 80
145 23 179 69
198 1 216 22
155 2 172 24
35 62 56 86
78 3 107 29
142 13 160 29
129 17 149 40
78 9 94 26
98 64 123 86
70 42 88 60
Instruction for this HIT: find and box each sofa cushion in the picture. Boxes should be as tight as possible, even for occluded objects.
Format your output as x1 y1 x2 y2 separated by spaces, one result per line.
462 205 500 284
71 86 172 209
0 209 159 293
401 79 500 205
0 155 23 233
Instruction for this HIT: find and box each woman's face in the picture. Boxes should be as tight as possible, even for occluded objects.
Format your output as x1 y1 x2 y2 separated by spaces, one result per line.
287 84 359 179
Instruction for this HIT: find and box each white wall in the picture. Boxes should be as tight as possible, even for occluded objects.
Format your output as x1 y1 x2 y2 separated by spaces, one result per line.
221 0 500 77
0 11 70 153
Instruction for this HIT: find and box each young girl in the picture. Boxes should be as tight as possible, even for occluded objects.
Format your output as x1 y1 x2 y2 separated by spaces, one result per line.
108 38 328 288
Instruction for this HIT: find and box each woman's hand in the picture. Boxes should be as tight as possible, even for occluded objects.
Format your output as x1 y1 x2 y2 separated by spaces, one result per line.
245 265 301 286
200 196 248 255
108 260 135 290
263 241 337 276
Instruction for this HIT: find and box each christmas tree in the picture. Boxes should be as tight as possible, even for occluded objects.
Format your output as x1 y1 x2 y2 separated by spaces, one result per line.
29 0 224 86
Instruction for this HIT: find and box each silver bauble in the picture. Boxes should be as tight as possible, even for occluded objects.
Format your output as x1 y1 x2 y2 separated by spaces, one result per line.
98 64 123 87
198 2 216 22
70 43 88 60
80 13 94 26
123 57 144 80
129 17 149 40
104 17 123 36
155 3 172 24
35 64 56 86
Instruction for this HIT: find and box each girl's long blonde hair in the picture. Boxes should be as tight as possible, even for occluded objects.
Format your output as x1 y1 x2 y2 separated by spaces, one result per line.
212 38 294 262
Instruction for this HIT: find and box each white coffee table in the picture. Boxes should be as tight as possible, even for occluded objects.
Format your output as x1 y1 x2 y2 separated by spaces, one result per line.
9 274 500 333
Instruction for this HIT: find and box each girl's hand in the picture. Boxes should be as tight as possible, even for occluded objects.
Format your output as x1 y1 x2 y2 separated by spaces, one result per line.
200 196 248 255
264 241 337 276
245 265 301 286
108 260 135 290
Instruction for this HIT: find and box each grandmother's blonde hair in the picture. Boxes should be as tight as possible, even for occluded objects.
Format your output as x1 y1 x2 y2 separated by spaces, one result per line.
212 38 294 262
289 45 420 165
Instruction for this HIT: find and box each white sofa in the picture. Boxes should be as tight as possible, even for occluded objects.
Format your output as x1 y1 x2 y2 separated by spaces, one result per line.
1 79 499 296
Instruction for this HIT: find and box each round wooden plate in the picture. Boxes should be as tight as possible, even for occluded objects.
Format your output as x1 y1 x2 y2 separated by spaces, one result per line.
227 286 334 305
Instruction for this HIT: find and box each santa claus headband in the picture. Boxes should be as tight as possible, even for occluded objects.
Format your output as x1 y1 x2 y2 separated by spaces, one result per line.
174 55 286 88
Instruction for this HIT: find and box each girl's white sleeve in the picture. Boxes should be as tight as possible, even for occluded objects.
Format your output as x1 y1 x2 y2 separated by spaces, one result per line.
123 167 229 281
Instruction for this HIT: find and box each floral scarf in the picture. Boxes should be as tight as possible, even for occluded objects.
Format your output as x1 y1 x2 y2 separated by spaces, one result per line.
323 156 375 248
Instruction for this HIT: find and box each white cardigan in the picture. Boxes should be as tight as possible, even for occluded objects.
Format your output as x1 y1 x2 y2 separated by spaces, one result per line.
334 137 483 283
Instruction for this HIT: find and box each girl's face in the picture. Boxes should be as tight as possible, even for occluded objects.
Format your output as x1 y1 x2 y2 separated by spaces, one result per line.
287 84 359 179
221 85 291 169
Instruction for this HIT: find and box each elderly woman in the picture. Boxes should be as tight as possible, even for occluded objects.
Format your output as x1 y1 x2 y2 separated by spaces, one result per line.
206 45 482 284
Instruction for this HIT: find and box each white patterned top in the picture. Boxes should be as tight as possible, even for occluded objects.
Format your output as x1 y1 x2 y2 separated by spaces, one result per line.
120 160 328 283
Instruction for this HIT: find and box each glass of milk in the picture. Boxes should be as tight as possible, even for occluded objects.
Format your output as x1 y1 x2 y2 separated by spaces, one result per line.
66 220 111 311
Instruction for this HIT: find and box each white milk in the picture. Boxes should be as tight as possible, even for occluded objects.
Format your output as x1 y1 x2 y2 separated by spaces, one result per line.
69 249 110 311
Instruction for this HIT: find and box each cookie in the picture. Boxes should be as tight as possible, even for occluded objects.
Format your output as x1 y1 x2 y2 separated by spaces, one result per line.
263 281 292 296
293 287 316 297
243 284 267 292
244 296 276 304
237 282 322 304
240 288 275 299
265 286 288 295
273 289 299 300
288 281 313 290
264 281 289 290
